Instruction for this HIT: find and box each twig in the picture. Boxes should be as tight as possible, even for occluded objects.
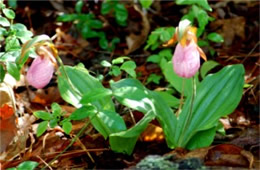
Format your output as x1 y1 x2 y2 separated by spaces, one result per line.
41 118 92 169
37 155 53 170
242 41 260 63
75 135 95 163
128 108 136 125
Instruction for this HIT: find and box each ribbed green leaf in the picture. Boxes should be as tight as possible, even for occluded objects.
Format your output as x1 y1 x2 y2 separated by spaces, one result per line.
200 60 220 79
176 64 244 148
109 112 155 155
17 161 38 170
58 65 115 111
57 65 123 139
111 78 177 153
91 110 127 139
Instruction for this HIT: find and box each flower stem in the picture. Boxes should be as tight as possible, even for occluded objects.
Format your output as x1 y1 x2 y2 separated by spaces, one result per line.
176 78 185 117
178 76 196 146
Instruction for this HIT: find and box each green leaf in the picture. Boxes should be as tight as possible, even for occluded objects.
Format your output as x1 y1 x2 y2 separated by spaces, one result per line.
109 112 155 155
120 61 136 78
186 126 216 150
57 14 78 22
75 0 84 13
111 79 151 113
198 40 209 47
5 36 20 51
176 0 212 11
62 121 72 134
191 5 209 36
49 118 58 128
176 64 245 148
159 48 172 61
0 16 10 27
109 37 120 51
89 19 103 29
11 23 27 31
8 0 17 9
99 37 108 49
58 65 115 111
195 0 212 11
3 8 15 19
146 27 175 50
207 32 224 43
0 2 6 9
36 121 48 137
6 62 20 80
243 83 253 88
111 78 177 152
91 110 127 139
70 105 96 120
145 34 159 50
147 54 161 64
115 3 128 25
17 161 38 170
155 91 179 108
34 111 52 120
160 30 172 42
0 64 6 82
209 48 215 56
51 102 62 117
0 51 19 63
101 60 112 67
160 58 199 97
181 10 195 23
80 88 112 104
111 65 121 76
0 27 7 37
146 74 162 85
200 60 220 79
139 0 153 9
112 56 130 65
16 30 33 43
101 1 113 15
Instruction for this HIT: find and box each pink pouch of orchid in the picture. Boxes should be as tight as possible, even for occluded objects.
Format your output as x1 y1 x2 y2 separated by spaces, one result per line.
26 56 54 89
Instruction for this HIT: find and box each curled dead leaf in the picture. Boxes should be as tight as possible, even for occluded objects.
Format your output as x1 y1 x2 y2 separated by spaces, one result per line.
124 5 150 55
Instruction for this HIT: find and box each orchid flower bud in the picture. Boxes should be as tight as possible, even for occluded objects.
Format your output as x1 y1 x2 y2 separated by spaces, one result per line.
26 46 56 89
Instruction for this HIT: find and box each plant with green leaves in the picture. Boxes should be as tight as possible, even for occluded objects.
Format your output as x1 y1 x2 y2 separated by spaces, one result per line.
101 0 128 26
178 0 224 55
145 0 223 56
57 0 120 51
0 0 33 82
24 32 244 158
101 56 137 78
34 102 98 136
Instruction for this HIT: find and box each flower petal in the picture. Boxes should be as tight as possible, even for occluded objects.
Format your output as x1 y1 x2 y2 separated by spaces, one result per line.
26 56 54 89
172 43 200 78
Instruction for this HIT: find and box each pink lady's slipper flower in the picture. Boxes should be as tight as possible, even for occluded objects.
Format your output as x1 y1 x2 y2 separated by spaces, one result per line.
26 45 57 89
165 20 207 78
172 42 200 78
